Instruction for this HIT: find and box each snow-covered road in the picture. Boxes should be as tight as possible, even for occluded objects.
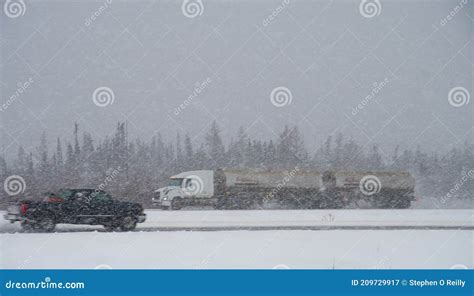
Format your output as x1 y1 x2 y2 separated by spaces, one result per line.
0 209 472 269
1 209 472 233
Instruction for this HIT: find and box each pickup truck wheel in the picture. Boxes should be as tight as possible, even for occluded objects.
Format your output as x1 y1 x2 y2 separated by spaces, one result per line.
103 224 119 232
37 217 56 232
120 216 137 231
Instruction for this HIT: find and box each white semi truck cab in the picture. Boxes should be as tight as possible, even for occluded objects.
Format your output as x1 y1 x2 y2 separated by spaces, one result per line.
152 170 216 210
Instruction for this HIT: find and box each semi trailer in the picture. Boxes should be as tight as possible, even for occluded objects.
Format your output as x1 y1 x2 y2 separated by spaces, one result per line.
152 169 415 210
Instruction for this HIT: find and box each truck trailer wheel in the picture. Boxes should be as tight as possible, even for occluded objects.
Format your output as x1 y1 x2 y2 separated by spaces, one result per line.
396 198 411 209
215 196 231 210
171 197 183 210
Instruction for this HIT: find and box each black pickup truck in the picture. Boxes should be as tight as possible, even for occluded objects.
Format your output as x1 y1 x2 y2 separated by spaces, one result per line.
4 189 146 232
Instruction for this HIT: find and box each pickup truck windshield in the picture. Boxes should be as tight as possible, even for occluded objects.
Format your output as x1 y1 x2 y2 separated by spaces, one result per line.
94 192 112 201
168 179 183 187
57 189 75 199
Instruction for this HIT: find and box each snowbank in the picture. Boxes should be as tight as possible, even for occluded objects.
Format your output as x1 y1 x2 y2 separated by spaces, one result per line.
0 209 472 269
0 229 471 269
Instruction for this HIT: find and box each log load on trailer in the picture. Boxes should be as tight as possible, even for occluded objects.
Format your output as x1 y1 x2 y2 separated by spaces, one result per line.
152 169 415 210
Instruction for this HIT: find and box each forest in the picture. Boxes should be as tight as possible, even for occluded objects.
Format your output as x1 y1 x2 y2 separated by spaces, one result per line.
0 121 472 207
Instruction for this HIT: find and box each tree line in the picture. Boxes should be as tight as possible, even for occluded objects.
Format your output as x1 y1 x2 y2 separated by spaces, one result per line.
0 121 472 206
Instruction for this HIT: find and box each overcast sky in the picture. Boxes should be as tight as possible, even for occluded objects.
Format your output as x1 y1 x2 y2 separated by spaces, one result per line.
1 0 472 160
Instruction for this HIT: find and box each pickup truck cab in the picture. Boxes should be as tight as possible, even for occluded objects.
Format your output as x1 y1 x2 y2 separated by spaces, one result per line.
4 189 146 232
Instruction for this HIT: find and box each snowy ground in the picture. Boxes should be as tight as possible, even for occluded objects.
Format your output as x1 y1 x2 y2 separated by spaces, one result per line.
411 196 472 209
0 209 472 269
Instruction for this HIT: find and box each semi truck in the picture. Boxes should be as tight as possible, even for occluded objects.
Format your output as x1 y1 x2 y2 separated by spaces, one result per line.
151 169 415 210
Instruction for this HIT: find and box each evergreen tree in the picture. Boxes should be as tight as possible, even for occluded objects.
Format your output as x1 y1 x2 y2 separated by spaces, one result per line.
73 123 80 160
184 134 193 169
16 145 26 174
56 138 63 167
176 133 183 171
367 144 383 170
205 121 226 168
